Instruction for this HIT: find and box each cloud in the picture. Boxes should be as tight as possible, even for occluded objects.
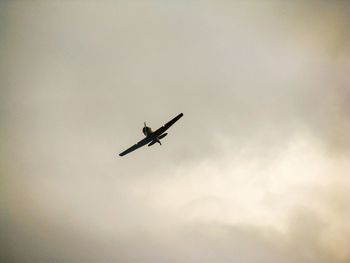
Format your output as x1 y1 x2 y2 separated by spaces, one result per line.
1 1 350 263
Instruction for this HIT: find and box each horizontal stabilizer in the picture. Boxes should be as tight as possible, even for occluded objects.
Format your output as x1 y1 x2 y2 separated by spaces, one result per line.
148 140 157 147
158 133 168 140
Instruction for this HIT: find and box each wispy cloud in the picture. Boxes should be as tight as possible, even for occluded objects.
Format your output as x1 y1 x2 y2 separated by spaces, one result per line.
1 1 350 263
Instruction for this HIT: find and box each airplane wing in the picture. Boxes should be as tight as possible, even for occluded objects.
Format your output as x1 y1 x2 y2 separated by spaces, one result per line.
119 136 154 156
153 113 184 137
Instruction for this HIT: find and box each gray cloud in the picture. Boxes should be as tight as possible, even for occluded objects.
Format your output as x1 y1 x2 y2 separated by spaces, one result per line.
1 1 350 263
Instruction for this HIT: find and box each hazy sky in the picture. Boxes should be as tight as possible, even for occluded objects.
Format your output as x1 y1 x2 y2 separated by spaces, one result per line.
1 1 350 263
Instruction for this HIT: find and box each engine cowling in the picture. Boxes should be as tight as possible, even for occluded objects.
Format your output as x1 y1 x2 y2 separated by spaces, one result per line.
142 126 152 136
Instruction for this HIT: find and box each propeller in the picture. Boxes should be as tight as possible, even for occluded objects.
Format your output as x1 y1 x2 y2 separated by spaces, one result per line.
144 122 146 127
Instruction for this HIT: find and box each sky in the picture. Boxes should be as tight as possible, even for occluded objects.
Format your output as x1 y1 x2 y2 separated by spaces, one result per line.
1 1 350 263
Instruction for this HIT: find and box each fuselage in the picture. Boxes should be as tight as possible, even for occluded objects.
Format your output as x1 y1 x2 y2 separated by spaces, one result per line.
142 125 167 146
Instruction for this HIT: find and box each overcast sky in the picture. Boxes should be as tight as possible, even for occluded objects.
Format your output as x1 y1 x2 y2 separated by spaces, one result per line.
1 1 350 263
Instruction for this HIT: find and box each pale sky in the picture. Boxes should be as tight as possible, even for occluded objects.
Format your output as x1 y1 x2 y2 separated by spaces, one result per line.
1 1 350 263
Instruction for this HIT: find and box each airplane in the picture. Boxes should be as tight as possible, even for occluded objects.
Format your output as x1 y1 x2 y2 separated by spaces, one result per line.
119 113 184 156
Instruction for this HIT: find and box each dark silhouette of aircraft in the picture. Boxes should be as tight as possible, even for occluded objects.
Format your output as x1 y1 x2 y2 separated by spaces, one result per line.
119 113 183 156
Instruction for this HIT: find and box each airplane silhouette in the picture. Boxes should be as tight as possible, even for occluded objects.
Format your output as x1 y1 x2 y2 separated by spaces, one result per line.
119 113 183 156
